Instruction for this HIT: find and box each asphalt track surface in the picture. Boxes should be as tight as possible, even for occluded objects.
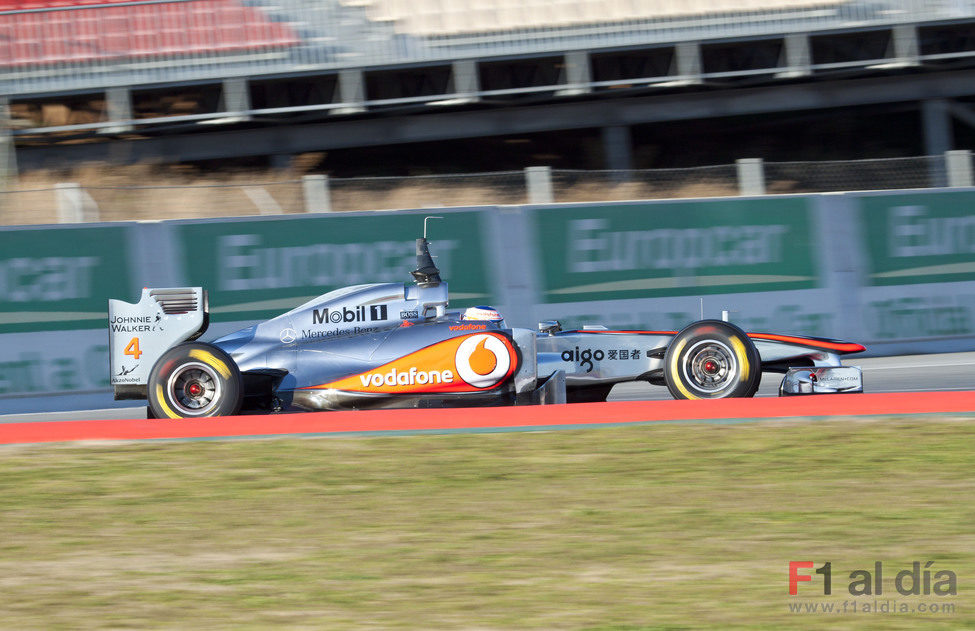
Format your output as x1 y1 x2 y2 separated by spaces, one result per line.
2 352 973 425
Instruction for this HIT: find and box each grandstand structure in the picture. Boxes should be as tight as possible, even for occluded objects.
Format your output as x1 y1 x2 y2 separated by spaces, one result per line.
5 0 975 172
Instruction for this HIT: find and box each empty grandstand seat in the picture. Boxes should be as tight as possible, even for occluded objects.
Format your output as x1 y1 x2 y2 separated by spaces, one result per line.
0 0 299 67
357 0 844 36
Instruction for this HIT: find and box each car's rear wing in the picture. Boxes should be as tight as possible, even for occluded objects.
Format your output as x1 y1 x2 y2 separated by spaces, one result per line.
108 287 209 400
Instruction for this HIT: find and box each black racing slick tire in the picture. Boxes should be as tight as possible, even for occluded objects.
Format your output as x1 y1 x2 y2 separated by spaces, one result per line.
663 320 761 400
147 342 242 418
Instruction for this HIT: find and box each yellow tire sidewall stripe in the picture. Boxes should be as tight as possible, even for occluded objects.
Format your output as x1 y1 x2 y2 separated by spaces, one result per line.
189 349 231 380
668 338 699 400
730 336 750 383
154 384 180 419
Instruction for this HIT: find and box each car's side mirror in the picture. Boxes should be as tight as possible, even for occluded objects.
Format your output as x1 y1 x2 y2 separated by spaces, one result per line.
538 320 562 335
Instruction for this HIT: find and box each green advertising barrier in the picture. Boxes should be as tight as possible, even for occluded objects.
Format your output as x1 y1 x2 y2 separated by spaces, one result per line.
861 191 975 286
0 331 109 395
858 191 975 341
532 198 817 303
172 211 494 322
0 224 133 334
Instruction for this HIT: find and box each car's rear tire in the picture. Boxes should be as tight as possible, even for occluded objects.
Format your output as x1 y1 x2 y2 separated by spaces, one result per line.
663 320 761 400
147 343 242 418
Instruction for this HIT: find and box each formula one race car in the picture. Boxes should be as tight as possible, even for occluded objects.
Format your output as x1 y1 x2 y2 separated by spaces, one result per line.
108 232 865 418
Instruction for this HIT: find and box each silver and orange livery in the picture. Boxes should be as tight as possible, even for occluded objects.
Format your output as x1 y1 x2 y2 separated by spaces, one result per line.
108 236 865 417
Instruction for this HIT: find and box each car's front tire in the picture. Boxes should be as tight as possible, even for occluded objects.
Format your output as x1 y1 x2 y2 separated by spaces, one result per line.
147 343 242 418
663 320 761 400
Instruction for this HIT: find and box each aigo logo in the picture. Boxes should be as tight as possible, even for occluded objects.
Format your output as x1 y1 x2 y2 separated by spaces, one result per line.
305 332 518 393
455 333 512 388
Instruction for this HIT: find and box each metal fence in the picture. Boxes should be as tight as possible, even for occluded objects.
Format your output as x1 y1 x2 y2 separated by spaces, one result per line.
1 153 973 225
3 0 975 96
328 171 528 212
550 165 741 202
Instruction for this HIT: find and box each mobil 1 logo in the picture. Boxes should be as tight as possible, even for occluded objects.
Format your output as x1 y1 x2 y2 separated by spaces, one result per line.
312 305 388 325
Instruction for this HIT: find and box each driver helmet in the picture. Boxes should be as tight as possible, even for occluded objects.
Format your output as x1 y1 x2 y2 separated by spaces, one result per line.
462 305 505 327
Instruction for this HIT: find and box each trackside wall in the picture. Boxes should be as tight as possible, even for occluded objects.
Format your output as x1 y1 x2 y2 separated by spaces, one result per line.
3 190 975 413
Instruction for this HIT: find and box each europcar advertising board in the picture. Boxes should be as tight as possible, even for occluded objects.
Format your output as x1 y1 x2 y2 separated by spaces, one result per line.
171 211 494 323
531 290 844 340
9 190 975 414
0 330 109 397
862 191 975 287
859 191 975 341
532 198 817 303
0 224 133 334
525 198 829 338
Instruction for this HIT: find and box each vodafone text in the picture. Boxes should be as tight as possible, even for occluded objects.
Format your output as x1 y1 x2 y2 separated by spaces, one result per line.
359 367 454 387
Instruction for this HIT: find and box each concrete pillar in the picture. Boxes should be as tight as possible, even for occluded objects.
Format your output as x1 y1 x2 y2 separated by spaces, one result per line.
242 186 284 215
675 42 702 83
104 86 133 133
557 50 592 96
923 99 952 187
525 166 554 204
335 69 366 114
0 131 13 212
946 150 973 187
55 183 99 223
779 33 811 78
303 174 331 212
602 125 633 174
923 99 952 155
737 158 766 196
0 97 16 188
0 99 14 222
222 77 252 120
892 24 919 66
452 59 480 102
56 183 83 223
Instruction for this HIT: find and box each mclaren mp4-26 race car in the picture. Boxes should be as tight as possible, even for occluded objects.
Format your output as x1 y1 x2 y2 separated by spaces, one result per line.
108 235 866 418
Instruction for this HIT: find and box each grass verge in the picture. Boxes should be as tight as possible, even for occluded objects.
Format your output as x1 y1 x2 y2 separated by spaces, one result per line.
0 416 972 629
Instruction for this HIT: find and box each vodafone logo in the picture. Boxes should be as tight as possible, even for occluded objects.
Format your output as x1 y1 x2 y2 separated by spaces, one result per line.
305 331 517 393
454 333 512 388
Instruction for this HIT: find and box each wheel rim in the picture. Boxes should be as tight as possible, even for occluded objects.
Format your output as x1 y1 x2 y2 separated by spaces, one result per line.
681 339 738 394
166 361 222 416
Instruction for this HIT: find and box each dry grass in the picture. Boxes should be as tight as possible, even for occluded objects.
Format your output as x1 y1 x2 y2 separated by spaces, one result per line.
330 182 528 213
0 163 747 226
0 418 971 629
1 164 306 225
553 179 740 202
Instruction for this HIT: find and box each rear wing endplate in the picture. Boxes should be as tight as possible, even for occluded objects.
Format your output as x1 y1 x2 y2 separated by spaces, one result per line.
108 287 209 399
